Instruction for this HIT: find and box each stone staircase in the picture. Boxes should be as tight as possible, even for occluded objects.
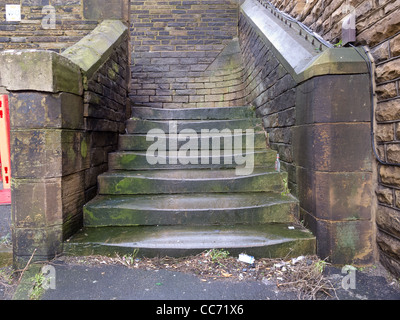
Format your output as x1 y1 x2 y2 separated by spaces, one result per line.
65 105 315 258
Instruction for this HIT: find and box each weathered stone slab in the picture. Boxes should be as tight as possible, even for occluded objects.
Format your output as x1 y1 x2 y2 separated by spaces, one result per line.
12 225 63 264
297 168 372 222
301 209 374 265
97 169 287 195
131 106 256 120
12 178 62 228
61 20 128 79
295 74 371 125
0 50 82 95
11 129 62 179
292 123 372 172
9 92 84 130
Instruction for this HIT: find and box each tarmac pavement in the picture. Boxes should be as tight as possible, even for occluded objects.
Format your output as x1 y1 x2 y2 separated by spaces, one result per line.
9 256 400 302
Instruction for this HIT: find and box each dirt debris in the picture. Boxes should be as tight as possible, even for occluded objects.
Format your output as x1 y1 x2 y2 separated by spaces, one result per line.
59 250 337 300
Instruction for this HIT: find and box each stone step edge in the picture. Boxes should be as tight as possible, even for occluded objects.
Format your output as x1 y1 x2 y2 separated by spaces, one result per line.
64 224 316 259
83 192 298 226
118 132 267 150
131 105 257 120
97 170 287 194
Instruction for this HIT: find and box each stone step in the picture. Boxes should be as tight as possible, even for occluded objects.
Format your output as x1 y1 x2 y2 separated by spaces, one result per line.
83 192 298 227
118 131 268 151
125 118 263 134
64 224 316 259
98 169 287 195
131 105 257 120
71 105 314 261
108 149 277 171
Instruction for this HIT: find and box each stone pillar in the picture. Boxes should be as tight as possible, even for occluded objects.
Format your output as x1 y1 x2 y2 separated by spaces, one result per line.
293 73 374 264
0 19 129 268
240 0 375 265
0 50 84 267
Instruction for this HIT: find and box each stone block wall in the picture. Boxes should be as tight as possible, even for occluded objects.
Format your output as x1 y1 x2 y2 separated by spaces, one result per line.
0 0 98 52
0 20 129 267
130 0 244 108
61 23 130 237
266 0 400 278
239 0 373 265
239 13 297 193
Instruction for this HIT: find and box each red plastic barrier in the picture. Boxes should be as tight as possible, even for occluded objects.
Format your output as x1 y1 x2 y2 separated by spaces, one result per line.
0 95 11 190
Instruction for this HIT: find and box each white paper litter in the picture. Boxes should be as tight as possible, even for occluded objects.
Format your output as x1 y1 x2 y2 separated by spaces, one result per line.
238 253 255 264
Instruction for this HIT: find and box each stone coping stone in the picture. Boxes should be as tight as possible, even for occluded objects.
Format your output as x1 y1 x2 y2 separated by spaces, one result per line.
61 20 128 80
240 0 369 83
0 20 127 94
0 50 82 95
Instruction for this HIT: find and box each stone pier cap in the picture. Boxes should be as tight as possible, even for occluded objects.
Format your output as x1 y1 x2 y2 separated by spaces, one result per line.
0 20 128 94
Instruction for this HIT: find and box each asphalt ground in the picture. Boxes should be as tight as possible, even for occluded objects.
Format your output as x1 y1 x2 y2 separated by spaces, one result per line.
7 254 400 302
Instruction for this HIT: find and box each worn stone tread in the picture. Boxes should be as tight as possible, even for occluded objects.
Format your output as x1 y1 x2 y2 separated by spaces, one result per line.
108 149 276 170
131 105 257 120
98 168 287 195
64 223 315 258
118 131 267 151
125 118 263 134
83 192 297 226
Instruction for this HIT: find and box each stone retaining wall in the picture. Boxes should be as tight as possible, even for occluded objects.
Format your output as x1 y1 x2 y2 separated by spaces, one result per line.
240 0 374 265
267 0 400 279
0 20 130 267
239 13 297 194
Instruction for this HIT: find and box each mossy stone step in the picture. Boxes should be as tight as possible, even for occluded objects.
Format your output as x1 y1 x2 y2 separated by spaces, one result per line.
131 106 257 120
70 105 313 260
83 192 298 227
98 169 287 195
108 149 277 170
125 118 263 134
64 224 316 259
118 131 268 151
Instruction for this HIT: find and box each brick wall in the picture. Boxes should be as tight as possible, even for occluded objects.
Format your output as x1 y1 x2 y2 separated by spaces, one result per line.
266 0 400 275
130 0 243 108
0 0 98 52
